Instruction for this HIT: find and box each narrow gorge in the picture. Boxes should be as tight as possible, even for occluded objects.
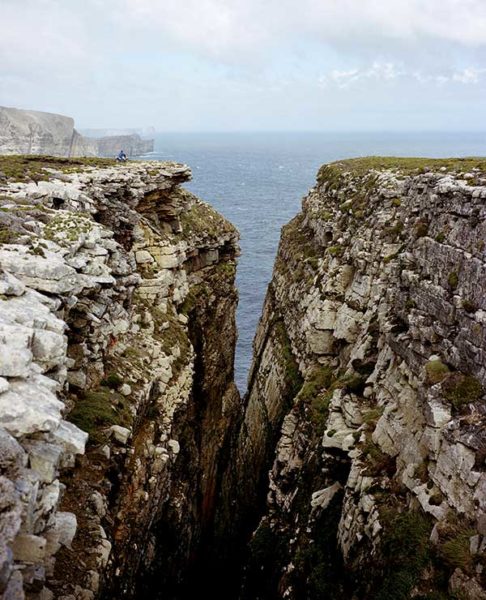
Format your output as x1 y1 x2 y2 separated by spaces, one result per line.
1 155 486 600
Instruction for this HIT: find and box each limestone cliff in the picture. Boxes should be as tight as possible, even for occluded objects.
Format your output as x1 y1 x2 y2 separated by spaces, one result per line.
0 107 153 158
237 158 486 599
0 157 239 599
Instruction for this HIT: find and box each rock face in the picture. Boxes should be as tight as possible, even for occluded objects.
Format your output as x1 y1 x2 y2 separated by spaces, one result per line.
0 107 153 157
234 158 486 599
0 158 239 599
3 154 486 600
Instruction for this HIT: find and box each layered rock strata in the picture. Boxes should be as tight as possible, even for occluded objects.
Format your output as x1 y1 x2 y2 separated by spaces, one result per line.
0 159 239 599
238 158 486 599
0 107 153 157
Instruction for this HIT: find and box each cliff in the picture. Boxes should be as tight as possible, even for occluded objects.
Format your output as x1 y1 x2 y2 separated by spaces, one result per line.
236 157 486 599
0 107 153 158
2 153 486 600
0 156 239 599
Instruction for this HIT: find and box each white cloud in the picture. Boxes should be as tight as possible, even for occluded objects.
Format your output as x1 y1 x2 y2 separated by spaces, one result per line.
320 62 402 88
452 67 486 84
0 0 485 129
319 62 486 89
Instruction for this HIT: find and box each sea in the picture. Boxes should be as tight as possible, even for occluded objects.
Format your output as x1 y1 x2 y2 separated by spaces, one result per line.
143 131 486 393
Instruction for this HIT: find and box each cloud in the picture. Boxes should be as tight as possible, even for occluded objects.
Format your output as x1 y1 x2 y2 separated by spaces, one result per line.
319 62 486 89
113 0 486 58
0 0 485 130
320 62 402 88
452 67 486 84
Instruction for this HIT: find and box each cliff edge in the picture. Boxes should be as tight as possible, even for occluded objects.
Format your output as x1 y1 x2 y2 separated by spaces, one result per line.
0 156 239 599
236 157 486 599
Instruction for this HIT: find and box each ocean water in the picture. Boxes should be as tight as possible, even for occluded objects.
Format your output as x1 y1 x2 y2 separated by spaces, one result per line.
144 131 486 392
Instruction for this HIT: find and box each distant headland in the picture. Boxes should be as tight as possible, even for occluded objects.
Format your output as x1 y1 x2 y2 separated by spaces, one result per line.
0 106 154 158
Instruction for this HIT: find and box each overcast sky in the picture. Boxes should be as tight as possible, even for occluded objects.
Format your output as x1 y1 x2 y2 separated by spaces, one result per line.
1 0 486 131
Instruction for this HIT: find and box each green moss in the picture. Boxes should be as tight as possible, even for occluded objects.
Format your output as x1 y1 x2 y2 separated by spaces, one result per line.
68 387 131 445
0 226 19 244
425 360 450 385
318 210 333 221
362 407 384 427
387 221 404 238
178 197 234 239
442 373 482 410
327 245 343 257
391 198 402 207
462 299 476 313
361 437 396 477
274 319 303 397
435 232 446 243
299 366 334 404
448 271 459 290
310 393 332 435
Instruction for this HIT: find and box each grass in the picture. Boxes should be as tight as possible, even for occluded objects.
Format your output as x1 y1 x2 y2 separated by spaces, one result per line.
438 528 474 572
375 510 433 600
0 155 118 182
0 225 19 244
317 156 486 183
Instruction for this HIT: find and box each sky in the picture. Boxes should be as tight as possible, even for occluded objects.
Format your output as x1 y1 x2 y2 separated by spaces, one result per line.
1 0 486 131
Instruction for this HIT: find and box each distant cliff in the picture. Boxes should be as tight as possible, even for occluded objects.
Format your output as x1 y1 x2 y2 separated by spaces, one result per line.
0 107 153 158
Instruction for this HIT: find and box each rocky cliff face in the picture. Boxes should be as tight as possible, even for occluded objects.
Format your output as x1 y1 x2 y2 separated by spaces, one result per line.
0 158 239 599
0 107 153 158
237 158 486 599
2 154 486 600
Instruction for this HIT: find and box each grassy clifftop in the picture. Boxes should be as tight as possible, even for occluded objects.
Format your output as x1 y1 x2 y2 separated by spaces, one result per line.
318 156 486 185
0 155 118 182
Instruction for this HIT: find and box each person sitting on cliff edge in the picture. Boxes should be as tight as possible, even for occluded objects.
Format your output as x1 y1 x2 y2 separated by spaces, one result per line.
116 149 127 162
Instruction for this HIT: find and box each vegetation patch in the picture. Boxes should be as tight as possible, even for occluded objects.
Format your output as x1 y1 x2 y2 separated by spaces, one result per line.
415 221 429 238
447 271 459 290
375 509 433 600
274 319 303 397
425 360 450 385
319 157 486 178
0 224 19 244
361 436 396 477
68 386 131 445
178 196 235 238
299 366 334 404
327 245 343 257
100 372 123 390
438 525 475 572
0 155 117 182
442 373 482 410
